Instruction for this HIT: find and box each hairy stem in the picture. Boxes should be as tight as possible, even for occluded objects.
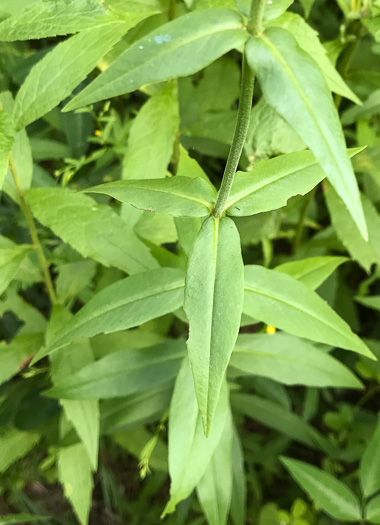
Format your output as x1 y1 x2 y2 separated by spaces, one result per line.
9 156 57 305
212 0 266 217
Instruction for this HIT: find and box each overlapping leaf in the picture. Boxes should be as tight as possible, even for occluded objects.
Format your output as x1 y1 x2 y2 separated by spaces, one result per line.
32 268 185 362
246 27 367 238
64 9 248 111
86 176 216 218
243 265 372 357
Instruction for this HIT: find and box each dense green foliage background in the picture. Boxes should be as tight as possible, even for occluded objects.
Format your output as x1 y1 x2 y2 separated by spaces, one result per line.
1 0 380 524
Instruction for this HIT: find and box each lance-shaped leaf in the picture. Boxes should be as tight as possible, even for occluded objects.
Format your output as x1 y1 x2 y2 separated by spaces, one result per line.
46 339 186 400
162 358 229 517
366 495 380 524
0 109 14 189
281 457 362 521
13 20 133 130
0 0 123 41
246 27 367 239
230 333 362 388
64 9 248 111
275 256 348 290
86 177 216 218
243 265 372 358
184 216 244 435
225 148 363 216
26 188 157 275
32 268 185 362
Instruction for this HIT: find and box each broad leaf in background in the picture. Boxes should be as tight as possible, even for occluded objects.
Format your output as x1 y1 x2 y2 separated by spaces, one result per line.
58 441 93 525
86 176 216 218
184 216 244 434
0 428 40 474
356 296 380 312
162 358 229 516
281 457 362 521
246 27 367 239
268 13 360 104
196 409 233 525
243 265 372 357
33 268 185 361
64 9 248 110
230 426 246 525
232 393 329 451
0 0 120 41
325 184 380 273
25 188 158 275
225 149 362 216
13 20 133 130
47 339 186 400
51 338 99 471
121 83 179 227
0 333 43 387
230 333 362 388
360 415 380 498
275 256 348 290
0 109 14 188
0 245 32 295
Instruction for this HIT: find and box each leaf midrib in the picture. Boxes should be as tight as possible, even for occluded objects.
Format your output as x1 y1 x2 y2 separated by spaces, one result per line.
52 280 185 349
244 283 356 348
68 13 245 108
259 32 353 203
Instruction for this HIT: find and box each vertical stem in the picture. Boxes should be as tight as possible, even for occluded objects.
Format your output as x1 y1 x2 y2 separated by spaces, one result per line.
212 0 267 218
292 187 316 253
9 156 57 305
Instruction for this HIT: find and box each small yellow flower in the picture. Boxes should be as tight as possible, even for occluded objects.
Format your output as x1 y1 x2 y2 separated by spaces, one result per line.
94 129 102 136
266 325 276 335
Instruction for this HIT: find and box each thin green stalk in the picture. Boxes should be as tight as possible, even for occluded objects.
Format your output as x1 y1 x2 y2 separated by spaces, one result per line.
212 0 267 218
292 187 317 253
9 156 57 305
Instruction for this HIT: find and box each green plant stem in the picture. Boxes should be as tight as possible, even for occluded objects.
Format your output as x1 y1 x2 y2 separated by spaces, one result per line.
212 0 266 218
9 156 57 305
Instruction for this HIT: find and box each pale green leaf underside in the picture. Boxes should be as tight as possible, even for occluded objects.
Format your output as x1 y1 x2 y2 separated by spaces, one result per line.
366 495 380 523
231 332 361 388
225 148 363 216
64 8 247 111
13 20 132 130
32 268 185 362
163 358 229 516
268 12 361 104
246 27 367 239
184 216 244 435
243 265 373 358
274 256 348 290
46 339 186 400
86 176 216 217
281 457 361 521
26 188 158 275
0 0 118 41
